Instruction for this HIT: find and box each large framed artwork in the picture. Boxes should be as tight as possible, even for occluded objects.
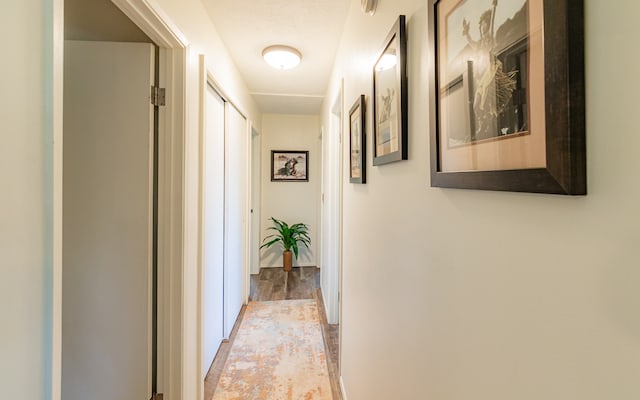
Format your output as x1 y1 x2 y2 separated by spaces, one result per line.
270 150 309 182
373 15 408 166
349 95 366 184
428 0 586 194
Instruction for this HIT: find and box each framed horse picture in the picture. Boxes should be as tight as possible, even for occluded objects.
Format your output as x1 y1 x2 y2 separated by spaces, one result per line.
270 150 309 182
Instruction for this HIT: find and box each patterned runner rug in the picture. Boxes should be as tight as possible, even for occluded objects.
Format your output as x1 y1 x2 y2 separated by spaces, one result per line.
213 299 333 400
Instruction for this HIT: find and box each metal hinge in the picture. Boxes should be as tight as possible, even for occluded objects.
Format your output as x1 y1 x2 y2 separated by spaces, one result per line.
150 393 163 400
151 86 166 106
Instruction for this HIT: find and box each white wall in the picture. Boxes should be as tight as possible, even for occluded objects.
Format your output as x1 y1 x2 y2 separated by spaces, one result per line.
325 0 640 399
0 1 55 399
260 114 321 268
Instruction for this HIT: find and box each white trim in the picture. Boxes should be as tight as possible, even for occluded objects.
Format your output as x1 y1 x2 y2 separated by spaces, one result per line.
243 117 251 305
197 53 207 397
51 0 64 398
111 0 188 48
340 376 348 400
322 85 343 325
181 44 202 400
337 78 345 379
157 45 188 400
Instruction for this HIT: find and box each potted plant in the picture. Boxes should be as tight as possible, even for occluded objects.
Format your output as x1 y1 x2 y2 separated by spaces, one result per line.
259 217 311 272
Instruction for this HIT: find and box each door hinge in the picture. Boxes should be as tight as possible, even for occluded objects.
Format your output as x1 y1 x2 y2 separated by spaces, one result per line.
150 393 163 400
151 86 166 106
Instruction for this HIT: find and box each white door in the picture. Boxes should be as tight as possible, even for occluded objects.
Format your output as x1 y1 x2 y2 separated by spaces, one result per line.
202 84 226 375
224 104 248 338
62 41 154 400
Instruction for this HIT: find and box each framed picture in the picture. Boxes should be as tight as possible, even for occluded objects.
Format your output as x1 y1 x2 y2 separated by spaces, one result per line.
349 95 366 184
270 150 309 182
373 15 408 166
428 0 586 195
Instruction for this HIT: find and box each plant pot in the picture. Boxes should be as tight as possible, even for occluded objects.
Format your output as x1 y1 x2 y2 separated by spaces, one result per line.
283 250 293 272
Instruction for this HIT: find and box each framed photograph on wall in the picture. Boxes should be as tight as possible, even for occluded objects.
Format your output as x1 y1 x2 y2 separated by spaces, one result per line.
270 150 309 182
349 95 366 184
373 15 408 166
428 0 586 194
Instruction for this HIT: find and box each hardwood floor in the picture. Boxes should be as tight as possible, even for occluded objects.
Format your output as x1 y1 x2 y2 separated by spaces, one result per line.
250 266 319 301
204 267 341 400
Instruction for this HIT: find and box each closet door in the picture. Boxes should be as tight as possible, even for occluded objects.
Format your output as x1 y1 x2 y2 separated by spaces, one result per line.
224 104 248 338
202 84 226 375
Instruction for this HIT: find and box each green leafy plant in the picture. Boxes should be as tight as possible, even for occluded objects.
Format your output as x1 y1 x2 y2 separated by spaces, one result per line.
259 217 311 259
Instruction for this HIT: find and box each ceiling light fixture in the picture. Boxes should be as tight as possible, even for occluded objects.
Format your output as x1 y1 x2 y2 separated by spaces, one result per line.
262 45 302 70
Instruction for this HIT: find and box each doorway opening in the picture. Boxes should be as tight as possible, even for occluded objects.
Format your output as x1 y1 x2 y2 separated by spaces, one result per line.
57 0 187 399
321 83 344 378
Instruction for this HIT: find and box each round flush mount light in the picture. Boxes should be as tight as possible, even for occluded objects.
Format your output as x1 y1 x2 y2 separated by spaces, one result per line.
262 45 302 70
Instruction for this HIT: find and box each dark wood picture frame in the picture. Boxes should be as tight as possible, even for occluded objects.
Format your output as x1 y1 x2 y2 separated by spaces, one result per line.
373 15 408 166
428 0 586 195
349 95 367 184
270 150 309 182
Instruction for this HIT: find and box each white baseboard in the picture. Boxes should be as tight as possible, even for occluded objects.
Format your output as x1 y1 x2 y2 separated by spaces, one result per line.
340 376 348 400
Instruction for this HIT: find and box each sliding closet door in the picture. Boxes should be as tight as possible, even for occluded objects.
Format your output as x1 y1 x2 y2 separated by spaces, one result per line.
224 104 248 338
202 85 225 375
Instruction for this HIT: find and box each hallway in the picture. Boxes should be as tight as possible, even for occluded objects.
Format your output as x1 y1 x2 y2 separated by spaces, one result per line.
205 267 341 399
6 1 640 399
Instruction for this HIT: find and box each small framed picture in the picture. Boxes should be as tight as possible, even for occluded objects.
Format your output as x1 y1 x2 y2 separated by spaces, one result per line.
270 150 309 182
373 15 408 166
349 95 366 184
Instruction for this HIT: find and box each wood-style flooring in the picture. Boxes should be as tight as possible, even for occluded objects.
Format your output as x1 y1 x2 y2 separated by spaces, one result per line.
204 267 341 400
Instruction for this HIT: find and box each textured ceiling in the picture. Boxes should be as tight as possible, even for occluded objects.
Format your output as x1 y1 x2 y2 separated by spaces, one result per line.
202 0 351 115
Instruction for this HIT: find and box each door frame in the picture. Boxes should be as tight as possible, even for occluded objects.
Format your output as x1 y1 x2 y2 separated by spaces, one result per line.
321 82 344 326
52 0 189 398
249 123 261 277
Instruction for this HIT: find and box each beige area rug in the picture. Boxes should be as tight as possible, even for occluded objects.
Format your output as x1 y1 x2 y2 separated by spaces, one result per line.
213 300 333 400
